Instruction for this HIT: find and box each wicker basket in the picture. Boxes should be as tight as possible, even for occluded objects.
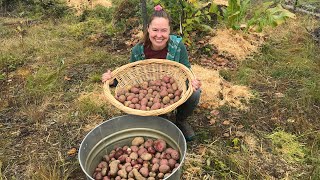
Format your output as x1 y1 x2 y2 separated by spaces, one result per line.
103 59 196 116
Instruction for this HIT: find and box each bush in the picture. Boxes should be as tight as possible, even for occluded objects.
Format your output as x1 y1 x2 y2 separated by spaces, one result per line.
0 0 71 19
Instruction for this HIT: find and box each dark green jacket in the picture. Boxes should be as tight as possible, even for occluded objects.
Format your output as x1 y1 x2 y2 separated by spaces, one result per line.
129 35 191 69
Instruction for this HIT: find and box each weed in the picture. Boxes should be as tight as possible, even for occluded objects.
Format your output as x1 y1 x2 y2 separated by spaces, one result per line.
267 130 306 162
25 66 63 103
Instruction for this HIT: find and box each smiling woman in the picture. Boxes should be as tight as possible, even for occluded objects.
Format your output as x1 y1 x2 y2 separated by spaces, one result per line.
101 5 202 141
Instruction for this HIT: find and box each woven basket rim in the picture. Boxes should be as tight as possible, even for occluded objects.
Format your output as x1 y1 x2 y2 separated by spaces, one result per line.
103 59 195 116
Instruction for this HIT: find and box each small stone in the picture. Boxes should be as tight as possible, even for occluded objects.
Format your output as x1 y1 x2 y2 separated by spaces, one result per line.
222 120 231 125
223 133 230 137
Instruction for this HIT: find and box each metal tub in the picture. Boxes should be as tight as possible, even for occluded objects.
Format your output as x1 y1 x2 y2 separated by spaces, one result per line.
78 115 187 179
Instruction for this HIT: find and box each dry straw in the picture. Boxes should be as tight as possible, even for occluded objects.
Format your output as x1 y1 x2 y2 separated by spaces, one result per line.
103 59 196 116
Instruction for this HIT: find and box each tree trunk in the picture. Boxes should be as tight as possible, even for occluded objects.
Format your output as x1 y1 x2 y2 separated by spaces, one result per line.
140 0 148 32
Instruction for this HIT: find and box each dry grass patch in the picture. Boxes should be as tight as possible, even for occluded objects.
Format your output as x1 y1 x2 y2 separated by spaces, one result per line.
193 64 253 110
209 29 265 60
67 0 112 15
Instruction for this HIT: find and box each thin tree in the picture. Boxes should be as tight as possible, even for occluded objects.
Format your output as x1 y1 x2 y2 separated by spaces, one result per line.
140 0 148 32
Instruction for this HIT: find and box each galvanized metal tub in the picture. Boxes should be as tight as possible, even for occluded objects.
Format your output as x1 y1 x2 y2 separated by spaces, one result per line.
78 115 187 180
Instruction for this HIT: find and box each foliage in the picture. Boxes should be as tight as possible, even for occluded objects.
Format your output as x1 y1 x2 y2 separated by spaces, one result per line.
218 0 250 29
153 0 216 46
113 0 140 28
79 5 114 22
246 2 296 32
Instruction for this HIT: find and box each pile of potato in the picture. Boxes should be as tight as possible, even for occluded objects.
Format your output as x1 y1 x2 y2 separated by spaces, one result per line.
114 75 183 110
92 137 181 180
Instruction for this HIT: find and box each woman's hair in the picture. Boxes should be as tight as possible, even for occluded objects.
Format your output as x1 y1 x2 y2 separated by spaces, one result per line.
141 5 171 48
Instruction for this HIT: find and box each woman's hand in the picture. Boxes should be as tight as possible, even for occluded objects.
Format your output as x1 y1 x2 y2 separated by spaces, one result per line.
191 78 201 91
101 70 113 84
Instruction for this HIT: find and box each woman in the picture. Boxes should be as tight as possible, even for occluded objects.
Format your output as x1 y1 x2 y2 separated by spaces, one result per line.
102 5 201 141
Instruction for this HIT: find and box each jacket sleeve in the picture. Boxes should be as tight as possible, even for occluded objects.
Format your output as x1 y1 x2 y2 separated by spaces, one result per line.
179 41 191 69
129 47 137 63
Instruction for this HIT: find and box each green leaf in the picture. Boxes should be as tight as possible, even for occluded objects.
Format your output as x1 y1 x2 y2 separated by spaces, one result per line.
0 73 5 80
209 3 219 13
186 18 193 24
200 24 213 32
195 10 201 16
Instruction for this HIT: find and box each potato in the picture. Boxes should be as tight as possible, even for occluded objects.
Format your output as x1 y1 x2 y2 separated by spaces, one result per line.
149 172 156 177
162 75 170 83
118 154 128 163
151 158 159 164
128 170 134 178
114 149 124 159
169 77 175 84
135 104 141 110
153 97 160 104
109 160 120 177
168 93 174 99
137 148 147 156
147 88 153 94
126 95 135 101
155 152 161 158
147 146 156 154
95 172 103 180
137 158 143 164
159 159 168 166
151 163 159 172
101 167 108 176
118 95 126 103
168 159 177 169
162 96 170 104
153 139 167 152
132 137 144 146
140 98 148 106
128 103 134 108
144 139 153 147
117 168 127 178
147 101 153 108
103 176 111 180
133 164 142 170
131 159 138 166
140 105 147 110
171 83 178 91
130 145 139 152
132 168 146 180
159 90 168 97
131 97 139 104
130 87 140 94
150 102 161 110
140 153 152 161
124 101 132 107
159 164 170 174
170 150 180 160
98 161 108 168
167 88 174 94
157 172 164 179
174 90 182 96
126 165 133 173
173 96 180 103
139 167 149 178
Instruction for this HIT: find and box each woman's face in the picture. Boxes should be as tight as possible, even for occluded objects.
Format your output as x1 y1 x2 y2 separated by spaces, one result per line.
147 17 170 51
